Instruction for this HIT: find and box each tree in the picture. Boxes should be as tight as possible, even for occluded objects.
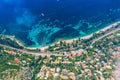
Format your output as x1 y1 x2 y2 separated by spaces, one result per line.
63 41 67 47
48 46 54 51
60 40 63 47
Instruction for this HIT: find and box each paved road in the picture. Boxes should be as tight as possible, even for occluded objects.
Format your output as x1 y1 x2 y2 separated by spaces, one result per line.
91 26 120 45
0 44 66 57
114 57 120 80
0 26 120 57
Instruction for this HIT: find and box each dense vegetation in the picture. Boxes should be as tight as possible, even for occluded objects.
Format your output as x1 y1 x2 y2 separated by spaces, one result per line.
0 35 23 49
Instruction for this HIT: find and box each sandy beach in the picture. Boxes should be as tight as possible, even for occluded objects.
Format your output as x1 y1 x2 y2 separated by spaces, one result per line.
26 21 120 50
60 21 120 45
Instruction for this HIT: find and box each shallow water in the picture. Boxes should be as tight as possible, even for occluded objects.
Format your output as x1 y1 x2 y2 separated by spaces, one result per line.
0 0 120 47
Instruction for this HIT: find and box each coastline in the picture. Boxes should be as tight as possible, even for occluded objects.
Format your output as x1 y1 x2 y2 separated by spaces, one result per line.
27 21 120 50
1 21 119 50
0 34 25 47
64 21 120 43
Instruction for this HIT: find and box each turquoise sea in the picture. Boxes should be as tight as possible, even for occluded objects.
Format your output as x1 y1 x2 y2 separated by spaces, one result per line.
0 0 120 47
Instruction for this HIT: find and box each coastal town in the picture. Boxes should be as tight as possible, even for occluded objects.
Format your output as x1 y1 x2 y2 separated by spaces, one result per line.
0 22 120 80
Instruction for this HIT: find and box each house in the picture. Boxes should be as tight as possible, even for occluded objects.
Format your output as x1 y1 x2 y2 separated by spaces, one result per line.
60 75 69 80
62 69 68 75
77 53 82 56
50 68 56 73
51 61 60 64
74 62 80 66
68 72 76 80
14 58 19 63
61 61 71 64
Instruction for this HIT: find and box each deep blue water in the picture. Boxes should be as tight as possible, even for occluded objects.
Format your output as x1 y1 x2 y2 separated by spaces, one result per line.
0 0 120 47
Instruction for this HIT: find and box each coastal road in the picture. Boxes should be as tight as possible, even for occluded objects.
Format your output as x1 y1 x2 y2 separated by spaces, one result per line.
0 25 120 57
91 26 120 45
0 44 66 57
